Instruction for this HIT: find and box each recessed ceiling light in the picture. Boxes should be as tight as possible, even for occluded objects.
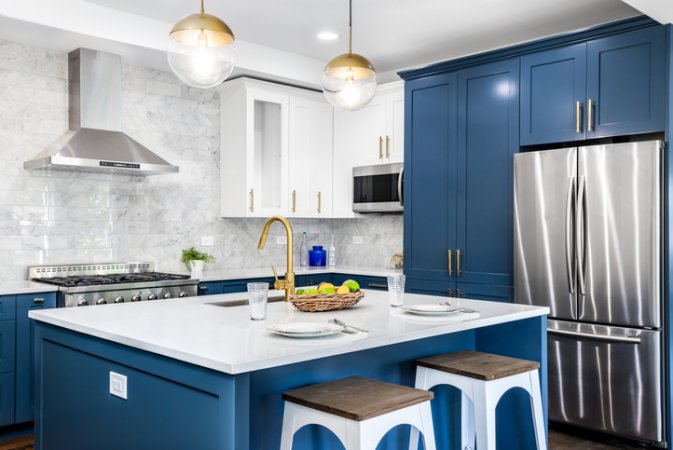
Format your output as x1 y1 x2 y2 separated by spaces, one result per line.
317 31 339 41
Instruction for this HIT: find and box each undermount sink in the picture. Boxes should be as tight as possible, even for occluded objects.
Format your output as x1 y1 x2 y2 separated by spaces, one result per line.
207 295 286 308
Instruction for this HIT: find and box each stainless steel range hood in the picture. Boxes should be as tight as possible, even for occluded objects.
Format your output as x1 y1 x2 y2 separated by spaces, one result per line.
24 49 179 175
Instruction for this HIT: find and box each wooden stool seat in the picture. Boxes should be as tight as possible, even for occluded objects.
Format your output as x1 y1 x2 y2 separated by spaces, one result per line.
282 376 434 421
416 350 540 381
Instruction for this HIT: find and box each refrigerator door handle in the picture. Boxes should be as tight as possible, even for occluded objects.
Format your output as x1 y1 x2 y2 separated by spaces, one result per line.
576 176 587 298
548 328 641 344
565 177 576 295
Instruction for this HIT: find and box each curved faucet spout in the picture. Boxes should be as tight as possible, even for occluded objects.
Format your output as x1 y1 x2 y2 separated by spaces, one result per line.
258 216 294 300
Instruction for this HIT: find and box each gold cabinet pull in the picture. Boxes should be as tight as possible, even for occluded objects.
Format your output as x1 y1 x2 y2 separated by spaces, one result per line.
447 249 453 276
447 288 453 297
368 283 388 289
456 249 462 277
575 101 582 133
33 297 44 303
249 189 254 212
587 98 594 132
317 191 322 214
291 190 296 213
457 288 462 298
378 136 384 159
385 135 391 159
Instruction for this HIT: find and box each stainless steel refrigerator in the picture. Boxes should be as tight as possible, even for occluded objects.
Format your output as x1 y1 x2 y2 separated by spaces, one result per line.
513 140 664 444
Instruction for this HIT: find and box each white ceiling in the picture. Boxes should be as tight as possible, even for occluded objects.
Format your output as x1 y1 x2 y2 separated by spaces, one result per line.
85 0 640 74
0 0 647 87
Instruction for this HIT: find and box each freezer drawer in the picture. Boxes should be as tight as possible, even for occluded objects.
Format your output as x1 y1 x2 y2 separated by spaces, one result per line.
547 320 662 443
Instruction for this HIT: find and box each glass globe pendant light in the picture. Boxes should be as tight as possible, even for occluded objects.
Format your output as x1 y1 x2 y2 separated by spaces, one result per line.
167 0 235 89
322 0 377 111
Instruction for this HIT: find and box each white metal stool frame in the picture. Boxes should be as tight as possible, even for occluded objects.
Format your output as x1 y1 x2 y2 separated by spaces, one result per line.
280 399 437 450
409 366 547 450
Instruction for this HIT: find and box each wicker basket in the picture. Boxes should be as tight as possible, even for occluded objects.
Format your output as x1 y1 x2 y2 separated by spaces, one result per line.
289 291 364 312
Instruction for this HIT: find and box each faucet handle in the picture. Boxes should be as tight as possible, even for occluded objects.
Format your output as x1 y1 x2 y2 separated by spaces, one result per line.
271 264 279 282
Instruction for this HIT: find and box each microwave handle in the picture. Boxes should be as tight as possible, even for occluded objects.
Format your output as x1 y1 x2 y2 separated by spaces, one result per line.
398 167 404 207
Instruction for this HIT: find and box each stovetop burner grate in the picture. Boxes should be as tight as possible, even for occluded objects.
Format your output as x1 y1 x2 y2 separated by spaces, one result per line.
35 272 191 288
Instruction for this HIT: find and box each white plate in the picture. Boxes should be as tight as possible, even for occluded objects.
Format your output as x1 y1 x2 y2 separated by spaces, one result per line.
268 322 343 338
403 304 461 316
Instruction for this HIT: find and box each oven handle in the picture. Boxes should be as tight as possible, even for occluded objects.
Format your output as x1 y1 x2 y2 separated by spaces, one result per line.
398 167 404 207
548 328 641 344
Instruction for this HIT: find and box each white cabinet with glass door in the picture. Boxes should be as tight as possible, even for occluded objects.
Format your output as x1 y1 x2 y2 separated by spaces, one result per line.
288 95 333 218
220 79 289 217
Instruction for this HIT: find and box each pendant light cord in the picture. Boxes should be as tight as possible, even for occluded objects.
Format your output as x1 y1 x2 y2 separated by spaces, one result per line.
200 0 205 14
348 0 353 54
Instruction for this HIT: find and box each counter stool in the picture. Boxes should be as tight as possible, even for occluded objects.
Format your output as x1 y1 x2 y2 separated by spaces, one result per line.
410 350 546 450
280 376 437 450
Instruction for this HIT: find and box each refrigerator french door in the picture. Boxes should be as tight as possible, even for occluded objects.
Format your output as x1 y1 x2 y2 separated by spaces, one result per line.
514 140 664 444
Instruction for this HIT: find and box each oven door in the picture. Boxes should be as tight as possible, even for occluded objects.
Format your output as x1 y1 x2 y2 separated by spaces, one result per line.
352 163 404 213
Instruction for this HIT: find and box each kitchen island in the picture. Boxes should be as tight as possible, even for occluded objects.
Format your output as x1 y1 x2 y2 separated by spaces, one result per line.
30 290 548 449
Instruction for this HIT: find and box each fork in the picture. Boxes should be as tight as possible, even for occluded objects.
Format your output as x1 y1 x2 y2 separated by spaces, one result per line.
440 302 478 314
330 318 369 333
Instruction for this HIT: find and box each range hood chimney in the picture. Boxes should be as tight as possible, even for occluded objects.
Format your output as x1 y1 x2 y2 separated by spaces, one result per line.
24 48 179 175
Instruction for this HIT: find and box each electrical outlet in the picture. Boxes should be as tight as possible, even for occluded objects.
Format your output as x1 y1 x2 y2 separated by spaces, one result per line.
110 371 127 400
276 236 287 245
201 236 215 246
353 236 363 244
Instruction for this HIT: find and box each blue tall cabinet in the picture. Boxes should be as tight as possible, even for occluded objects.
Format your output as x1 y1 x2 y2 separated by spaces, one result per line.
403 59 519 301
402 17 667 305
521 26 666 145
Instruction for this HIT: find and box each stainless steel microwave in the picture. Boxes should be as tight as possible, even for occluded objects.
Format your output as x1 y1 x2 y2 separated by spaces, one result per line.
352 163 404 213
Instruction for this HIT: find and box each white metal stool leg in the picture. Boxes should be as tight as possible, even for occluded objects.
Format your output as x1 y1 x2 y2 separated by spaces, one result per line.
528 370 547 450
460 392 475 450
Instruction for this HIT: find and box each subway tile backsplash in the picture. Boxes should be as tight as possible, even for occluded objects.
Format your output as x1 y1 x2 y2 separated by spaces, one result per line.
0 40 402 281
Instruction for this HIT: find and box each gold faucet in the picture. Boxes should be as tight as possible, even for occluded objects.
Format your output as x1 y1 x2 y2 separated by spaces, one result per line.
258 216 295 301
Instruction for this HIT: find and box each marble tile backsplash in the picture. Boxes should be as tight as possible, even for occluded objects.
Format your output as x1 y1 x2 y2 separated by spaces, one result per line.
0 40 402 281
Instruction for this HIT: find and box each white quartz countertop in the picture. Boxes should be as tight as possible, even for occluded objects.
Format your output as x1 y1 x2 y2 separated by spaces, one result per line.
184 265 402 282
30 290 549 375
0 281 58 296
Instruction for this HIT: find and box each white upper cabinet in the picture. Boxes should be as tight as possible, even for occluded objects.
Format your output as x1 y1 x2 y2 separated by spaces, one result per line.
288 96 333 218
332 82 405 218
219 78 333 218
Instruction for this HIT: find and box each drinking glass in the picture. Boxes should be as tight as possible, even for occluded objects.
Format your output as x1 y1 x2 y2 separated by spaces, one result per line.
247 282 269 320
387 274 405 307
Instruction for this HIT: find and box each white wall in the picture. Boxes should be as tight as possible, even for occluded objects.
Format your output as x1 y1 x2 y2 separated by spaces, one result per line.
0 40 402 281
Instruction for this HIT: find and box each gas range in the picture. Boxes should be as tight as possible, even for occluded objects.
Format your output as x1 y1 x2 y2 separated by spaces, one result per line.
28 262 198 307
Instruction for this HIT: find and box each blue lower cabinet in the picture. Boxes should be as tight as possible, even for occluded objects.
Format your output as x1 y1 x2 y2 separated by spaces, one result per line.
332 274 387 291
197 282 224 296
16 293 56 423
456 283 513 302
0 321 16 375
406 278 454 297
0 296 16 321
300 273 333 288
0 373 14 427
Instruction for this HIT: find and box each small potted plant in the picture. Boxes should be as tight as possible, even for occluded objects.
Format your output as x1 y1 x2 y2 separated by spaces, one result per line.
181 247 215 276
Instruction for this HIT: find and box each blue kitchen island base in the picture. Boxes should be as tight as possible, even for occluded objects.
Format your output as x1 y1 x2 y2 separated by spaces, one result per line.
34 316 546 450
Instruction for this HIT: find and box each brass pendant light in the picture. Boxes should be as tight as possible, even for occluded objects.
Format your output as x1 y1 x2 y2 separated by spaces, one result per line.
167 0 236 89
322 0 377 111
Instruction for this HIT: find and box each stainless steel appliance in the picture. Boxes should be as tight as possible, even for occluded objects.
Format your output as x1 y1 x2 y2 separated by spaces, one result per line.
29 262 198 307
23 49 179 175
352 162 404 213
514 140 664 445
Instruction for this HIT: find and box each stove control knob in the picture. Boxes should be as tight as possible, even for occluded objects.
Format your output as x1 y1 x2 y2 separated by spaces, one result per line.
163 292 172 299
147 293 157 300
131 294 142 302
77 298 89 307
114 296 125 304
178 291 188 298
96 298 107 305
